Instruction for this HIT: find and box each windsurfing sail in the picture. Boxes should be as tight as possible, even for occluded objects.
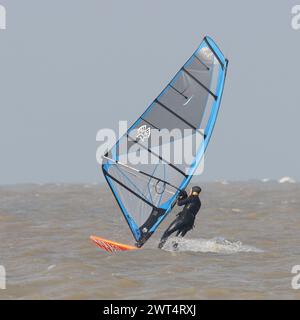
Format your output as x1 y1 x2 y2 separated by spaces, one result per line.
102 36 229 247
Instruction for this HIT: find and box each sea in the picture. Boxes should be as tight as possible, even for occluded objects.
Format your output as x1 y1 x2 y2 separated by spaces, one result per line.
1 180 300 299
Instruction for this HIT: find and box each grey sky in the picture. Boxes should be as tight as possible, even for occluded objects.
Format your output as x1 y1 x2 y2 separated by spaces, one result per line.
0 0 299 184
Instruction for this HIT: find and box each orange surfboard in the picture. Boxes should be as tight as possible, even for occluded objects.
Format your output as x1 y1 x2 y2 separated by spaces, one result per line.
90 235 139 252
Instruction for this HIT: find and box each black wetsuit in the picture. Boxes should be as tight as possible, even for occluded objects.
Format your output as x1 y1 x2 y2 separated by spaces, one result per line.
158 194 201 248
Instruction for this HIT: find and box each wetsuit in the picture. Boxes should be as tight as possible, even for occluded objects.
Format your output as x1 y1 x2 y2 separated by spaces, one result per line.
158 192 201 248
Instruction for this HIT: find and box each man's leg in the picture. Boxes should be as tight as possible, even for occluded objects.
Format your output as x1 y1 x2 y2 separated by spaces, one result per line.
158 218 182 248
171 225 192 249
178 225 193 238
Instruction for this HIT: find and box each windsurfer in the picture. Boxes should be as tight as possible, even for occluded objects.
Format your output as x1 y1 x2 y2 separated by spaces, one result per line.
158 186 202 249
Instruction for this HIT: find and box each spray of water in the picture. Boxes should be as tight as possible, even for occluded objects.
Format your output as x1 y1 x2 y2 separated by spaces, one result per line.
162 237 264 254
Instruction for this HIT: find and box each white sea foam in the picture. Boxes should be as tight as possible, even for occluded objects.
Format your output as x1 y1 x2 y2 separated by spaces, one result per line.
232 208 242 213
278 177 296 184
216 180 229 185
47 265 56 271
163 237 263 254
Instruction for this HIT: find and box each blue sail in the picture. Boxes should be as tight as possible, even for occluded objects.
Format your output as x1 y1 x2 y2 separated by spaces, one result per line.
102 36 229 247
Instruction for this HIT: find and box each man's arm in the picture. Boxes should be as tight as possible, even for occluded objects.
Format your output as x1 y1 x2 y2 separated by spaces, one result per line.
176 190 187 206
177 196 192 206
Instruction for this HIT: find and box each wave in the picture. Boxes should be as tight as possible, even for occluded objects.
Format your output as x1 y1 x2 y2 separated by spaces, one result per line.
216 180 229 185
278 177 296 184
162 237 263 254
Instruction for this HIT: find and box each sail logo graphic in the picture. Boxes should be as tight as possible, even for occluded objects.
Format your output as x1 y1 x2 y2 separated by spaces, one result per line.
136 125 151 141
199 47 216 65
0 265 6 289
292 5 300 30
183 95 194 106
0 4 6 30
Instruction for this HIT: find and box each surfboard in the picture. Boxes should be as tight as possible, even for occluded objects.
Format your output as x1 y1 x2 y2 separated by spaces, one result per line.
90 235 139 252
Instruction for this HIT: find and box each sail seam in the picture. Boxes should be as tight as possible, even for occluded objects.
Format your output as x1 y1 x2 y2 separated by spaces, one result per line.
155 99 204 137
127 134 188 178
169 84 189 99
104 169 157 209
103 156 179 191
140 117 161 131
193 54 210 70
182 68 217 100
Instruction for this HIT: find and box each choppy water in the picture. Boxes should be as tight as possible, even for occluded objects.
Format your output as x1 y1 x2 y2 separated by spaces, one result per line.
1 181 300 299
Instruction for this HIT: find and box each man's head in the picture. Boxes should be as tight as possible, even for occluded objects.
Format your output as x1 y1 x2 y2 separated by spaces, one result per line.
191 186 201 196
